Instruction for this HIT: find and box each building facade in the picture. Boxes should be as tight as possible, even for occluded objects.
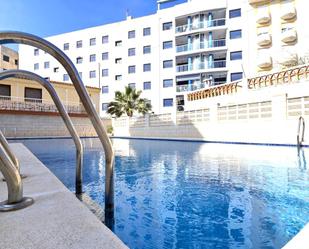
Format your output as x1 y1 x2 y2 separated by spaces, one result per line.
18 0 307 117
0 45 19 71
0 77 100 113
245 0 308 77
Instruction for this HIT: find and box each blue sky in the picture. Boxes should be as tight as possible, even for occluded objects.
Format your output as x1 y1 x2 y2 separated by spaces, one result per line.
0 0 187 39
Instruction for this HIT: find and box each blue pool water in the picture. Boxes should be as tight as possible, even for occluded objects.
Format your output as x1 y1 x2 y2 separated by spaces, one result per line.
14 138 309 249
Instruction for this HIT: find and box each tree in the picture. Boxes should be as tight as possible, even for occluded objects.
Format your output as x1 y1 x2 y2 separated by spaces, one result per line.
107 86 152 117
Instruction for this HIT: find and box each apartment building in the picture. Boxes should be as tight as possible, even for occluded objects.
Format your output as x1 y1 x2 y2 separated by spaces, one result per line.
245 0 308 77
0 45 19 71
19 0 249 116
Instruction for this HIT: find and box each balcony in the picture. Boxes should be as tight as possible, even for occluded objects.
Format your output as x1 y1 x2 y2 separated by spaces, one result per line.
249 0 271 5
278 50 298 66
176 82 206 92
256 9 271 25
257 33 272 47
176 60 226 73
175 18 226 34
281 28 297 43
0 95 86 114
176 39 226 53
176 80 227 92
257 53 272 69
281 4 296 21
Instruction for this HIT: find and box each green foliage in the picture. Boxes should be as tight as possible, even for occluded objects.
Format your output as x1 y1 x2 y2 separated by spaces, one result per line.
106 125 113 134
107 86 152 118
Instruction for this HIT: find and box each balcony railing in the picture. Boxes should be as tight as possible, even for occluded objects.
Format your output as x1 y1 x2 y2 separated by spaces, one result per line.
175 18 226 34
0 95 86 114
176 39 226 53
176 80 227 92
176 60 226 73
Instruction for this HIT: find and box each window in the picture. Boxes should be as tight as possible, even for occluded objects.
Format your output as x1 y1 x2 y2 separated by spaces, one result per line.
76 57 83 64
34 49 39 56
63 43 69 50
163 98 173 107
24 87 42 102
0 84 11 99
102 69 109 77
115 75 122 81
102 35 109 44
229 9 241 18
102 52 109 60
143 63 151 72
143 81 151 90
128 65 136 74
163 22 173 31
163 60 173 68
34 63 39 70
115 58 122 64
44 61 50 69
115 40 122 47
230 30 242 39
230 72 243 82
163 79 173 88
163 40 173 49
89 70 96 78
15 59 18 65
102 103 109 111
54 67 59 73
90 38 96 46
128 83 136 89
143 45 151 54
128 48 136 56
128 30 135 39
2 55 9 62
102 86 109 94
90 54 96 62
76 40 83 48
230 51 242 61
143 27 151 36
63 74 69 81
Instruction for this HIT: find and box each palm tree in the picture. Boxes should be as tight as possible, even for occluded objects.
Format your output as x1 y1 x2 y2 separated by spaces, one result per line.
107 86 152 117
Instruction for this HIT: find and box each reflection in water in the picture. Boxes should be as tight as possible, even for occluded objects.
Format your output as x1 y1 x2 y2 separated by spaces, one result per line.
297 147 307 170
13 138 309 249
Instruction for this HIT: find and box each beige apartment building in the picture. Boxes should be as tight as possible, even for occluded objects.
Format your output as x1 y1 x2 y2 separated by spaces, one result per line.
0 77 100 114
0 45 19 71
246 0 308 77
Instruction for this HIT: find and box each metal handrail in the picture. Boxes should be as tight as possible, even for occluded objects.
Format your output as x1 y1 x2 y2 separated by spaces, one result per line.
297 116 305 147
0 130 19 170
0 69 84 194
0 31 115 223
0 134 34 212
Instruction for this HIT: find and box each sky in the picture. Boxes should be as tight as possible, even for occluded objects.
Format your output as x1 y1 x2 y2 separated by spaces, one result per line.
0 0 187 39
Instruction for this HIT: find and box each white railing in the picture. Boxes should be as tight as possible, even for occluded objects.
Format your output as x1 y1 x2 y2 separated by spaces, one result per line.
176 60 226 73
176 39 226 53
175 18 226 34
0 95 86 114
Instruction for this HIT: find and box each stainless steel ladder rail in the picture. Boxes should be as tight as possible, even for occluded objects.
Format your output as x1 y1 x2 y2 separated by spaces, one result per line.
0 69 84 194
297 116 305 147
0 31 115 223
0 130 19 170
0 132 34 212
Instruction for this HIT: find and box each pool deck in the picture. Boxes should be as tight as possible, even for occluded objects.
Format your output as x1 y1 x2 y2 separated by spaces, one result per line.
0 143 127 249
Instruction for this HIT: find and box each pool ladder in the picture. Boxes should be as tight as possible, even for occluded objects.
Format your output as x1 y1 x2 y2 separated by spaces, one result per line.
297 116 305 147
0 32 115 225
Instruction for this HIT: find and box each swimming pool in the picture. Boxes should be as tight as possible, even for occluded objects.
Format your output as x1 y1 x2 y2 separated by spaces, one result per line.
14 138 309 249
